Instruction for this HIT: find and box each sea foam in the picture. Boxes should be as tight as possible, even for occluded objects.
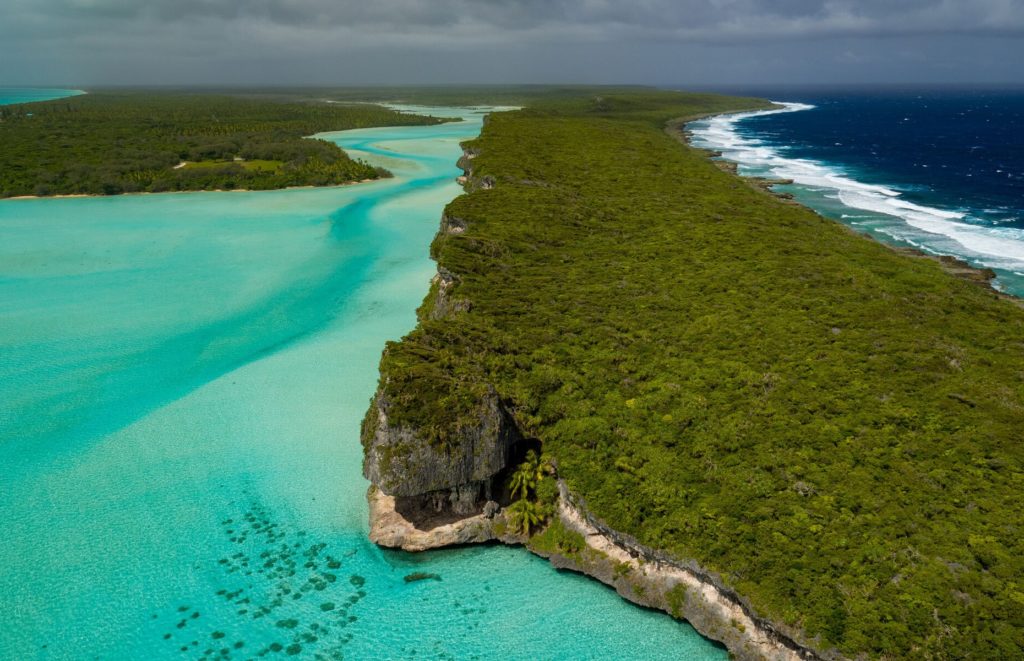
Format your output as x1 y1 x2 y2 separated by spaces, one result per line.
689 103 1024 278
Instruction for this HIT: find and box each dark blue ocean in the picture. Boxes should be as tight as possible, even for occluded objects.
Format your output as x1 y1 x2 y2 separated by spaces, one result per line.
688 88 1024 295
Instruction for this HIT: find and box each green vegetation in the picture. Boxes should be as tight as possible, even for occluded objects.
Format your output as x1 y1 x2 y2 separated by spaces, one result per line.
0 91 448 197
509 450 550 499
527 517 588 561
372 90 1024 657
666 584 689 619
505 450 554 534
179 159 283 172
505 499 546 535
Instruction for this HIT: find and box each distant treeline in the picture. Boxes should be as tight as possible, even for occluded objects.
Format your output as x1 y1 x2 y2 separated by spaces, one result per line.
317 85 657 107
0 92 448 197
101 85 657 109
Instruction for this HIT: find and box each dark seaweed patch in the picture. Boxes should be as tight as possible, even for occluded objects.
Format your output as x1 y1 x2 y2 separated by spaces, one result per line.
404 572 441 583
157 495 367 658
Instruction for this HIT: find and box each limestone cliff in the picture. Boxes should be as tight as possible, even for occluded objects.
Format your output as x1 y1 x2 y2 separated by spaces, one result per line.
536 483 836 661
361 386 519 508
360 145 516 527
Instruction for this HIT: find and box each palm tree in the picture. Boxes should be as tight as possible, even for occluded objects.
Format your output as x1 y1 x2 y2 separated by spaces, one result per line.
509 460 532 500
509 450 550 500
506 450 554 533
506 499 546 534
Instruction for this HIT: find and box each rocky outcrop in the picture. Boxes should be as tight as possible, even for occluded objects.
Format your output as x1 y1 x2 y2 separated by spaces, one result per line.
456 145 495 191
427 266 471 319
894 247 1008 293
367 485 506 551
536 483 837 661
362 388 520 500
361 382 525 553
439 214 467 235
455 146 479 173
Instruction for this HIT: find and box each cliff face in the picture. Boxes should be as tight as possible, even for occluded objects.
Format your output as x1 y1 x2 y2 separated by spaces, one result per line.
362 387 519 508
426 266 472 320
541 484 834 661
360 146 517 524
361 347 521 549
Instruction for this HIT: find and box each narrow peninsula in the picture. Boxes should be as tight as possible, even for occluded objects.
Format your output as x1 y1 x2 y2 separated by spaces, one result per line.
361 90 1024 660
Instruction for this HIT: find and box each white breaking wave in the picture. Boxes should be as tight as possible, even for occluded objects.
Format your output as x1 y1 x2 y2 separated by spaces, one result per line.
688 102 1024 269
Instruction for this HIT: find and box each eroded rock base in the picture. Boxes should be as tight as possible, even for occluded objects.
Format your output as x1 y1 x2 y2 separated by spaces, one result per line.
367 486 505 552
366 482 833 661
537 491 827 661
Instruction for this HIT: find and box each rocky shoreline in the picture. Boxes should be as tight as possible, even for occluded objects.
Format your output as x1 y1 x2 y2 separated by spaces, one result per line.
543 484 833 661
673 117 1022 306
366 485 508 551
366 475 835 661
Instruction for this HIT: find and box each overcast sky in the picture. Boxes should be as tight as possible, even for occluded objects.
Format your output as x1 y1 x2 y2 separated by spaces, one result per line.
2 0 1022 87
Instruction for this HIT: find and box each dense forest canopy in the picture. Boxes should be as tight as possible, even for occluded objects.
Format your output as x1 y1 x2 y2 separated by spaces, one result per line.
0 92 448 197
372 90 1024 658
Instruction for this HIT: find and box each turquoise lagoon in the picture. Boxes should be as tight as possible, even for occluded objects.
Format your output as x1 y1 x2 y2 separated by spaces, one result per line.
0 88 84 105
0 107 726 660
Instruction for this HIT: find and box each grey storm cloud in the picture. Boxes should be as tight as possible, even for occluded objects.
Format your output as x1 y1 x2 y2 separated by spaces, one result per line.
1 0 1022 85
12 0 1024 38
